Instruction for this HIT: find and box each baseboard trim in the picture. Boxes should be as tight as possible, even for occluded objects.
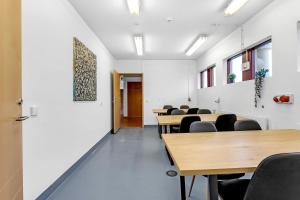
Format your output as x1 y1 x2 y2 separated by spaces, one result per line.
144 125 157 128
36 130 112 200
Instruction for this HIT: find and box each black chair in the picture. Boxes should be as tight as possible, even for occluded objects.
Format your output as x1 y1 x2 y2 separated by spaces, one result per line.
234 120 262 131
197 109 212 114
190 121 217 133
215 114 245 180
163 105 173 109
166 108 178 115
180 105 190 109
179 116 201 133
215 114 237 131
186 108 199 114
218 153 300 200
188 122 217 197
170 109 185 133
171 109 185 115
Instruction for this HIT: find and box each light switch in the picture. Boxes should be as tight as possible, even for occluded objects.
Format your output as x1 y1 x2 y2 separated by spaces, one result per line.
30 105 39 117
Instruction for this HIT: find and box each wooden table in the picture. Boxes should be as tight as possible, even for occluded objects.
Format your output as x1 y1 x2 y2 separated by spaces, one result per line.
157 114 247 126
163 130 300 200
152 108 188 115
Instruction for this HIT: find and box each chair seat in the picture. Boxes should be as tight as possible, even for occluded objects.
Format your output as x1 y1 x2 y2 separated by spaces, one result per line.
218 179 250 200
171 126 180 133
217 173 245 180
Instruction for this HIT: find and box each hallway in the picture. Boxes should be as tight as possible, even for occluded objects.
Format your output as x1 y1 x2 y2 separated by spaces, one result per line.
47 127 207 200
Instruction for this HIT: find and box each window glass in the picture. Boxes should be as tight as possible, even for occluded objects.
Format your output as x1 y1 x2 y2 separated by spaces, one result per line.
229 55 243 83
212 67 216 87
202 71 207 88
197 73 201 89
254 42 272 77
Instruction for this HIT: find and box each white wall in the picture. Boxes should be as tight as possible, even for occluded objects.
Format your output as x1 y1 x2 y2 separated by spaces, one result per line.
298 21 300 72
115 60 198 125
22 0 115 199
197 0 300 129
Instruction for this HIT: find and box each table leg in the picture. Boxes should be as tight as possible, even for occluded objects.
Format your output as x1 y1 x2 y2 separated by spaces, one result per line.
165 146 174 166
158 125 162 139
180 176 186 200
208 175 218 200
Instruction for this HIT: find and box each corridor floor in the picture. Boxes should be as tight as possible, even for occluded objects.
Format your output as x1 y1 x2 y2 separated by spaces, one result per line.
47 127 207 200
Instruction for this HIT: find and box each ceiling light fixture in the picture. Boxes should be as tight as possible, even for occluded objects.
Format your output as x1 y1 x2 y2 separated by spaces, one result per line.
224 0 249 16
185 35 208 56
134 35 143 56
127 0 140 16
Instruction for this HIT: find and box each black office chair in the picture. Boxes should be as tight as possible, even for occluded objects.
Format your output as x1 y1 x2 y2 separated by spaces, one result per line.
179 116 201 133
218 153 300 200
170 109 185 133
166 108 178 115
234 120 262 131
186 108 199 114
190 121 217 133
180 105 190 109
188 122 217 197
215 114 237 131
197 109 212 114
215 114 244 181
163 105 173 109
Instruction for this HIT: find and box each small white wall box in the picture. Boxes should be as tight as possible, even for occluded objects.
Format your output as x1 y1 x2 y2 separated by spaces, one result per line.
30 105 39 117
242 61 250 71
273 94 294 104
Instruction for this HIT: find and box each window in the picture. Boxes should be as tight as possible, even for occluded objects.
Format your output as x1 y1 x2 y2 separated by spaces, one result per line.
254 41 272 77
201 70 207 88
200 65 216 88
228 54 243 83
227 39 272 84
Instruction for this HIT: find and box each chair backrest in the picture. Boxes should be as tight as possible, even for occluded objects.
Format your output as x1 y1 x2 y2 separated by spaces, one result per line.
179 116 201 133
163 105 173 109
215 114 237 132
187 108 199 114
244 153 300 200
190 122 217 133
171 109 185 115
167 108 178 115
234 120 262 131
197 109 212 114
180 105 190 109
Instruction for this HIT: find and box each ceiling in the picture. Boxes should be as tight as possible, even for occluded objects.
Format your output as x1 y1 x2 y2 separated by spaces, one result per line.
68 0 274 60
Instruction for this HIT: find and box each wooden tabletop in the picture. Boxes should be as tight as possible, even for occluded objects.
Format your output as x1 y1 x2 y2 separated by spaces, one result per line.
163 129 300 176
156 113 247 125
152 109 188 114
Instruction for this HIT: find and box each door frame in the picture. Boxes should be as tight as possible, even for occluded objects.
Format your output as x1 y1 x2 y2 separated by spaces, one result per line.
113 72 144 132
121 73 144 128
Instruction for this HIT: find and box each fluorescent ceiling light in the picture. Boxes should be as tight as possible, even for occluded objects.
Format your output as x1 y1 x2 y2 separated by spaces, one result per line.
185 35 208 56
224 0 249 16
134 35 143 56
127 0 140 16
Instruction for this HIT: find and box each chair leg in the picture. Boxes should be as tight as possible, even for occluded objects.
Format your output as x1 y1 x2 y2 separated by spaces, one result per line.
188 176 196 197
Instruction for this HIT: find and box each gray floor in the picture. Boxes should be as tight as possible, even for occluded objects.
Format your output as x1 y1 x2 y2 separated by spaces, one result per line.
47 127 208 200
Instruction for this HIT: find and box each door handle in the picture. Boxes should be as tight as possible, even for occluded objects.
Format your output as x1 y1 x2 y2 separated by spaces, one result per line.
16 116 29 122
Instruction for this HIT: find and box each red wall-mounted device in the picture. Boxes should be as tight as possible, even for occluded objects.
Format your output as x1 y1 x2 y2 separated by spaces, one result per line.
273 94 294 104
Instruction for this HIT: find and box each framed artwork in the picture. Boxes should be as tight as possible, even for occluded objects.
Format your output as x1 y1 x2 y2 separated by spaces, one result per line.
73 37 97 101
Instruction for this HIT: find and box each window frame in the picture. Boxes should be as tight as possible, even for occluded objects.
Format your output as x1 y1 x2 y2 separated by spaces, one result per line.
227 39 272 84
200 65 216 89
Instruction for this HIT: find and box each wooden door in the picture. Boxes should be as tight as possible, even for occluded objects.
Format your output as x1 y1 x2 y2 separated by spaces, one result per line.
0 0 23 199
128 82 142 118
113 70 121 133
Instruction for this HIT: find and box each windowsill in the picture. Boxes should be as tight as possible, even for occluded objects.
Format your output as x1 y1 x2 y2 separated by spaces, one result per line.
226 76 272 85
